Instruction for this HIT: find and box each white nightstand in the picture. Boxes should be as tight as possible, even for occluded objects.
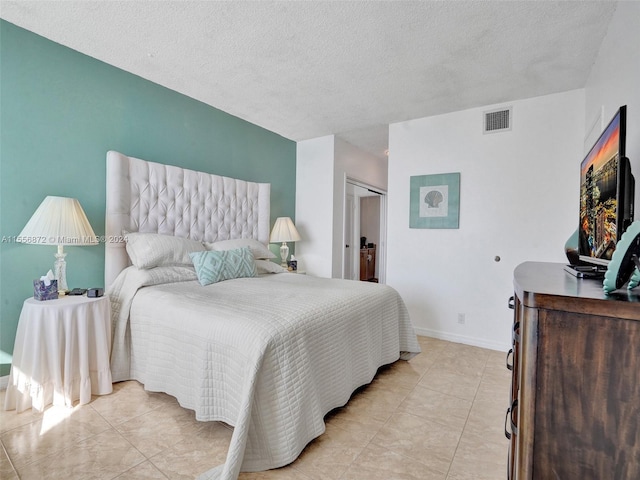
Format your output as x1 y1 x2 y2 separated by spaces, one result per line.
4 295 113 412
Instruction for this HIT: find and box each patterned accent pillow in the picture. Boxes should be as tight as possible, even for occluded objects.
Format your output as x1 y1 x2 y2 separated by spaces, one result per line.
190 247 258 286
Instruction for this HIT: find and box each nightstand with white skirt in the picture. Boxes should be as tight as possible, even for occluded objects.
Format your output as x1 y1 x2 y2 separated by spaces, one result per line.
4 295 113 412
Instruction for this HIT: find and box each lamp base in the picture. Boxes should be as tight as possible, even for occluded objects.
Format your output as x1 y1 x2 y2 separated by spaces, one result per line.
54 247 69 293
280 242 289 268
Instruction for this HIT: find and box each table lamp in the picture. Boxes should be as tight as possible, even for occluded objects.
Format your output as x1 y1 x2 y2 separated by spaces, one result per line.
269 217 301 267
18 196 98 292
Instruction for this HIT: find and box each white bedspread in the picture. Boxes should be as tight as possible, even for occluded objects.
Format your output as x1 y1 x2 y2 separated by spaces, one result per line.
108 267 420 480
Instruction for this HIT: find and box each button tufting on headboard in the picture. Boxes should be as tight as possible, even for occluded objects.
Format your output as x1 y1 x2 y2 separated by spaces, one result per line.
105 151 270 288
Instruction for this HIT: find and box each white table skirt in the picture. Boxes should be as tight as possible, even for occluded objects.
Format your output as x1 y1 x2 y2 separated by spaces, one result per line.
4 295 113 412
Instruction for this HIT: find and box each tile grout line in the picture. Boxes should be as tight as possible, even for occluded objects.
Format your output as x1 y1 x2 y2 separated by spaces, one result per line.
332 357 429 480
443 352 491 480
335 342 449 480
1 438 21 480
87 403 156 480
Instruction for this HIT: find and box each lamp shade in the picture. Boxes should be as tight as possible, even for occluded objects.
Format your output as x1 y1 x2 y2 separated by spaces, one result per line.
269 217 301 243
18 196 98 245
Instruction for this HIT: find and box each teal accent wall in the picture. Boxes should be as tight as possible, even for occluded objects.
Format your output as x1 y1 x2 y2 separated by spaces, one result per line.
0 21 296 376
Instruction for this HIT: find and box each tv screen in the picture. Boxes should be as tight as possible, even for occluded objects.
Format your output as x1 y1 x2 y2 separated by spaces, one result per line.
578 105 633 266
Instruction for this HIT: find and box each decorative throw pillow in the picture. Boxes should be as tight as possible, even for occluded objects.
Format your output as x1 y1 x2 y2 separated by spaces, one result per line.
125 232 205 269
190 247 258 285
255 259 287 274
203 238 276 259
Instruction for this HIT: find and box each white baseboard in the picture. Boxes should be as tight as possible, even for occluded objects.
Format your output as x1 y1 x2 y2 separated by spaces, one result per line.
413 326 510 352
0 375 8 390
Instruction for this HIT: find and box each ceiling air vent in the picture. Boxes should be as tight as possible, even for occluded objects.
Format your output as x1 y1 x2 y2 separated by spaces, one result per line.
483 107 512 134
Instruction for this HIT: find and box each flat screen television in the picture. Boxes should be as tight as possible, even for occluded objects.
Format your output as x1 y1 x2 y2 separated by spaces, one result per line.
578 105 634 266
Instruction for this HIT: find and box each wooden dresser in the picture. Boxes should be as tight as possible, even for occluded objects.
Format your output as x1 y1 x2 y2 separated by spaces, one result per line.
359 246 376 281
507 262 640 480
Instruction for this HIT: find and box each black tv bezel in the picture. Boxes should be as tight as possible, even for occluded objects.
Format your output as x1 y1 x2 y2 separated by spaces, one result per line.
578 105 631 267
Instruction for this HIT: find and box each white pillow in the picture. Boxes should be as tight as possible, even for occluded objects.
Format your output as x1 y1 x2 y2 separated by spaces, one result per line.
204 238 276 260
125 232 205 269
255 259 287 274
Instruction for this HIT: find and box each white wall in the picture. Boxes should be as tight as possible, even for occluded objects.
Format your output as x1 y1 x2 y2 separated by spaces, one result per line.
388 90 585 350
335 137 389 189
584 1 640 205
295 136 336 277
296 135 388 278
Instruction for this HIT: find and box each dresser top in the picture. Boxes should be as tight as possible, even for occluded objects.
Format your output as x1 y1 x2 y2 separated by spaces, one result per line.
514 262 640 320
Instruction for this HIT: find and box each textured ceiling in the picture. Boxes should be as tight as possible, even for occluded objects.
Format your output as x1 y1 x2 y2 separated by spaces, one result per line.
0 1 617 159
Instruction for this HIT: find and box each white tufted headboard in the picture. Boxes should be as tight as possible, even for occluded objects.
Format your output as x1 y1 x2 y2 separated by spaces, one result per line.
104 151 271 287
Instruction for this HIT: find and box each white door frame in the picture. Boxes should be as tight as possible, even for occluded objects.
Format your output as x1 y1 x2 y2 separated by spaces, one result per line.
344 191 356 281
344 177 387 283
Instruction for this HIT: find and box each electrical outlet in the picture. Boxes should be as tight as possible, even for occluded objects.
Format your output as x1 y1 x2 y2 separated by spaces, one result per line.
458 313 466 325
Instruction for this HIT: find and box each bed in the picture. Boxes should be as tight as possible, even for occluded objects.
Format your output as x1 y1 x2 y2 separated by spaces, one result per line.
104 150 421 480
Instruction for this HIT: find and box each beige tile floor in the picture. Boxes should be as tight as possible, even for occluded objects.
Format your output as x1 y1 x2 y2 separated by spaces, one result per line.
0 336 511 479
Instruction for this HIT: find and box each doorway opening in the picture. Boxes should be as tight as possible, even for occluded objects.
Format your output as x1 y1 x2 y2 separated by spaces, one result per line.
344 178 387 283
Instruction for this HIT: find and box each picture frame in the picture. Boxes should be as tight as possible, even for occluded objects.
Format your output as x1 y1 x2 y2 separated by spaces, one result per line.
410 172 460 229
